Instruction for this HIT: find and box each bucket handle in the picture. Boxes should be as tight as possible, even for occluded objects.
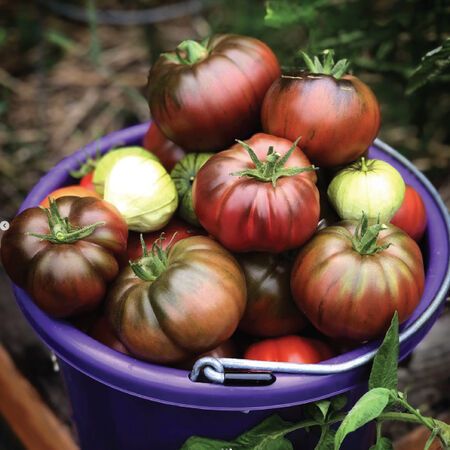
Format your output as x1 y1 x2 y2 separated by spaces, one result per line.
190 143 450 386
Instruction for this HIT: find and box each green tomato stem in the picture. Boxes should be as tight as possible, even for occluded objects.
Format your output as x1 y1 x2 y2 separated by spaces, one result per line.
26 198 104 244
300 49 350 78
162 39 209 65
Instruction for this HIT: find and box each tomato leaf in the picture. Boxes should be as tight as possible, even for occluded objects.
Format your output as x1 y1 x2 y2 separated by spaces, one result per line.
181 415 295 450
334 388 391 449
315 427 335 450
369 437 394 450
305 399 332 423
330 395 347 414
369 312 399 392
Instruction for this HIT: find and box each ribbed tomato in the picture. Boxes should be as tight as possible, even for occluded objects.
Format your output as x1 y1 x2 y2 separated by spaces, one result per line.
261 51 380 167
147 34 281 152
390 184 427 241
244 335 334 363
1 196 128 318
236 252 307 337
192 133 319 252
105 236 247 364
142 122 187 172
291 215 425 341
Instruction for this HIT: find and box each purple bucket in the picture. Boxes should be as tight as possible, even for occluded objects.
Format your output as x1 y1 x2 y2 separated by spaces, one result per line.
12 123 450 449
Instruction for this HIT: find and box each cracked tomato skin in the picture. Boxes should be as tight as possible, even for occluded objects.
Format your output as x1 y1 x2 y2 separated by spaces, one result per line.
1 196 128 318
192 133 319 253
261 72 380 167
290 221 425 341
147 34 281 152
105 236 247 364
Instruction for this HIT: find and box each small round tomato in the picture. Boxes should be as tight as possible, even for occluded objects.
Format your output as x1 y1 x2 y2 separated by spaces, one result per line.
236 252 307 337
79 172 96 191
147 34 281 152
244 335 334 363
192 133 319 253
142 122 187 172
291 214 425 341
390 185 427 241
261 51 380 167
105 236 247 364
1 196 128 318
40 185 101 208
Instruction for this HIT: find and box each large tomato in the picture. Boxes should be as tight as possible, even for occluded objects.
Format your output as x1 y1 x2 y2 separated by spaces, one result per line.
390 184 427 241
244 335 334 363
1 196 128 318
192 133 319 252
235 252 307 337
147 34 281 152
290 215 425 341
261 51 380 167
40 185 101 208
105 236 247 364
142 122 187 172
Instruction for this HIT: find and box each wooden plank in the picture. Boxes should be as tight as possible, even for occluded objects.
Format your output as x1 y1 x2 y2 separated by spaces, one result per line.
0 344 79 450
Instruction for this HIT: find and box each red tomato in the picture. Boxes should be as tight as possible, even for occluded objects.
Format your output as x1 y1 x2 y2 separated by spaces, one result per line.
125 217 206 263
89 316 130 355
79 172 96 192
244 335 334 363
390 185 427 241
40 185 101 208
142 122 187 172
192 133 319 252
261 71 380 167
1 196 128 318
147 34 281 152
291 218 425 341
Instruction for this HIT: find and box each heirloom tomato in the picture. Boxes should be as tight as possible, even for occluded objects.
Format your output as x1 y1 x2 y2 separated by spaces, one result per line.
105 236 247 364
327 157 405 222
171 152 213 226
236 252 307 337
244 335 334 363
142 122 187 171
1 197 128 318
192 133 319 253
261 51 380 167
89 316 130 355
147 34 281 152
291 213 425 341
390 184 427 241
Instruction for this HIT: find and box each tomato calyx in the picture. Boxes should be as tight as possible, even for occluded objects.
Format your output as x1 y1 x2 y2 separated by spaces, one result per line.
69 149 101 179
231 137 317 187
340 212 391 256
300 49 350 79
162 39 210 66
27 198 105 244
129 233 176 282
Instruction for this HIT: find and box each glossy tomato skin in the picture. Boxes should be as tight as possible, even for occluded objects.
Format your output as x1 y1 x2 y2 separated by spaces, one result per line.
89 316 131 355
79 172 96 192
124 217 206 263
291 222 425 341
244 335 334 363
390 185 427 241
261 72 381 167
1 196 128 318
142 122 187 172
147 34 281 152
40 185 101 208
105 236 247 364
236 252 307 337
192 133 319 253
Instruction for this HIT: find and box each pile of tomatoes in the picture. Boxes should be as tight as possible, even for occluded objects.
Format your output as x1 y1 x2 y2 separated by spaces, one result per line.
1 34 428 368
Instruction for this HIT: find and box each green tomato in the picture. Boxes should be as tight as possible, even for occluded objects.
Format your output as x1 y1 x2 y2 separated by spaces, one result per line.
93 146 159 196
170 152 214 226
327 157 405 222
104 155 178 232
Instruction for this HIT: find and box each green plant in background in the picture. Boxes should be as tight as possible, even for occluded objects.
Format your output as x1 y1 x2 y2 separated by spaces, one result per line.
181 313 450 449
